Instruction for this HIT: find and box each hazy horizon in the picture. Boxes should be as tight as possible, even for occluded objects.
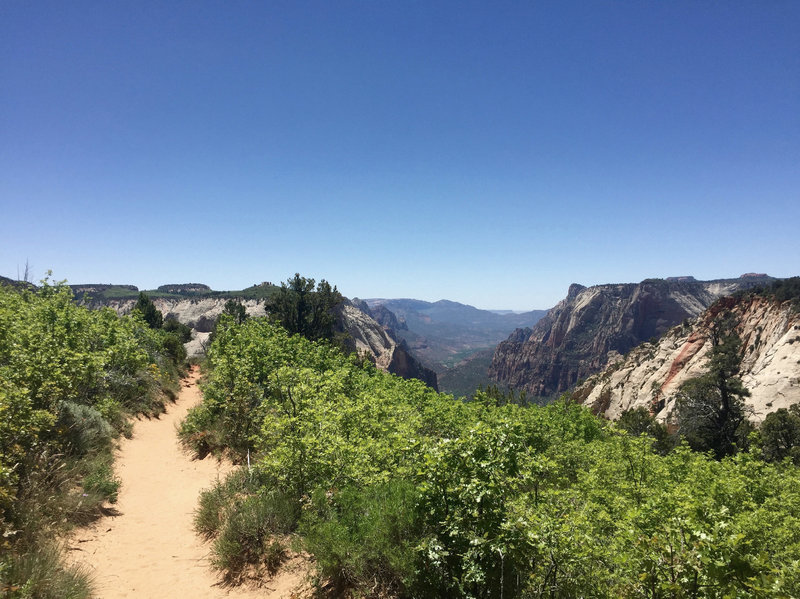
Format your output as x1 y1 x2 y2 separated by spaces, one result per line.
2 267 790 313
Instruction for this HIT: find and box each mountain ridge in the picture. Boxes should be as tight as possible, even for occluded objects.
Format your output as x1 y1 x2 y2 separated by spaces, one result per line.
489 275 776 399
571 283 800 422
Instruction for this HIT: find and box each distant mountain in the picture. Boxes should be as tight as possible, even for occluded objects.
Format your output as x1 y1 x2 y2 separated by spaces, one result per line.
489 275 776 399
361 298 547 395
572 279 800 422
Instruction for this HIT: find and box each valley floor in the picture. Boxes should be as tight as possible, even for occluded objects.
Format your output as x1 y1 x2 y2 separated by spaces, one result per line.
67 368 309 598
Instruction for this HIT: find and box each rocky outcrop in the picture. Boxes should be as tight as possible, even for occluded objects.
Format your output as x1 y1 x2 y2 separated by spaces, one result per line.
573 295 800 422
70 284 139 294
89 297 268 332
335 301 437 389
351 299 407 332
489 277 769 398
88 295 437 389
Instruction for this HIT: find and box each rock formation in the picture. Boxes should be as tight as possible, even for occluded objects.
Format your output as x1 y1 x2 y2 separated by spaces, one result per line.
335 301 438 389
87 294 437 389
352 299 408 332
489 277 770 398
572 292 800 422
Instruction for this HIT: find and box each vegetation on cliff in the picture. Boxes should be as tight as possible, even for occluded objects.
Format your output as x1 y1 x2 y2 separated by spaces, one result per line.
182 313 800 597
573 277 800 429
675 314 752 459
0 278 184 598
265 273 343 344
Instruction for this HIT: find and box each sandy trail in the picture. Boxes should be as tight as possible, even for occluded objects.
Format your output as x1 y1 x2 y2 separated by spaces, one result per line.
69 368 308 598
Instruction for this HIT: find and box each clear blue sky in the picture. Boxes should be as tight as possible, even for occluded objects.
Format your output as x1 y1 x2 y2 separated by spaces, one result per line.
2 1 798 310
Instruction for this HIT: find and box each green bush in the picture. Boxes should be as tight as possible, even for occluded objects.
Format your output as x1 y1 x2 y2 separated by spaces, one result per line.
299 481 420 595
209 487 298 580
163 317 193 343
55 401 114 456
0 278 183 598
760 405 800 464
82 454 121 504
188 316 800 598
0 540 92 599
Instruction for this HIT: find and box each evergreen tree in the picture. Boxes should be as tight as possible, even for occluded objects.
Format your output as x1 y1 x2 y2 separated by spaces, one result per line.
676 313 751 458
760 405 800 464
134 292 163 329
267 274 342 342
223 299 248 325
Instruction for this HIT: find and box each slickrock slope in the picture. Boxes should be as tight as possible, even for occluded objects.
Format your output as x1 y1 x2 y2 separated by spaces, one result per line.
335 301 438 389
489 277 770 398
573 294 800 422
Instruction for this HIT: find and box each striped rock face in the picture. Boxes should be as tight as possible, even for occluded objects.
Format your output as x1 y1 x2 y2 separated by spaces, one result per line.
573 295 800 423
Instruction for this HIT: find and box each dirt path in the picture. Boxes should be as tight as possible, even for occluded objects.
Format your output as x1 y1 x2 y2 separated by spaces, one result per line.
69 368 309 598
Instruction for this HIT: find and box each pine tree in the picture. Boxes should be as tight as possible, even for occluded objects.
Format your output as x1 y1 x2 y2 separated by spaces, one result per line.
134 292 163 329
676 312 751 458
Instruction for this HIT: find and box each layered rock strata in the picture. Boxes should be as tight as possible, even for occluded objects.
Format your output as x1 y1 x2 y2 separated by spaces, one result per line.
573 295 800 422
489 277 769 398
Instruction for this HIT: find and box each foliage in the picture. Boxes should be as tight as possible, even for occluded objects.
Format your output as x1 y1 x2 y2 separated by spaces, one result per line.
0 541 92 599
760 405 800 464
186 315 800 598
163 316 193 343
222 299 248 325
617 406 675 454
735 276 800 311
266 273 343 343
473 383 533 407
300 480 420 595
0 278 182 597
134 291 163 329
676 313 751 458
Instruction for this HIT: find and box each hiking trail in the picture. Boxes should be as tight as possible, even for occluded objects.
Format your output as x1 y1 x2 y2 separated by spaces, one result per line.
69 367 309 598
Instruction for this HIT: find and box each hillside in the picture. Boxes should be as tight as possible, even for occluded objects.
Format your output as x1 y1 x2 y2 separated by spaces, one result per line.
361 298 546 394
489 275 774 399
78 286 437 389
572 281 800 422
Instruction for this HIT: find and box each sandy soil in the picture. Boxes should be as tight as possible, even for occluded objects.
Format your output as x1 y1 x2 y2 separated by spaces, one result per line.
69 368 310 598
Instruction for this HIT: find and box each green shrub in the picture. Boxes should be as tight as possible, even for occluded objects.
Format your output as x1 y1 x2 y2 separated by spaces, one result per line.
0 540 92 599
55 402 114 456
195 468 298 581
161 332 187 364
760 405 800 464
82 454 121 504
211 490 297 580
163 317 193 343
299 480 420 595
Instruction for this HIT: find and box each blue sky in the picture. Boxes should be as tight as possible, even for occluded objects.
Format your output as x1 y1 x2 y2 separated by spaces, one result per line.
2 1 798 310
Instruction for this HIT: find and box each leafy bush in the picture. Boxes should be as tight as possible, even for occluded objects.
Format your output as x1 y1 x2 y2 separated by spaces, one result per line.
760 405 800 464
300 481 420 595
163 316 193 342
0 278 183 597
55 402 114 456
187 316 800 598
